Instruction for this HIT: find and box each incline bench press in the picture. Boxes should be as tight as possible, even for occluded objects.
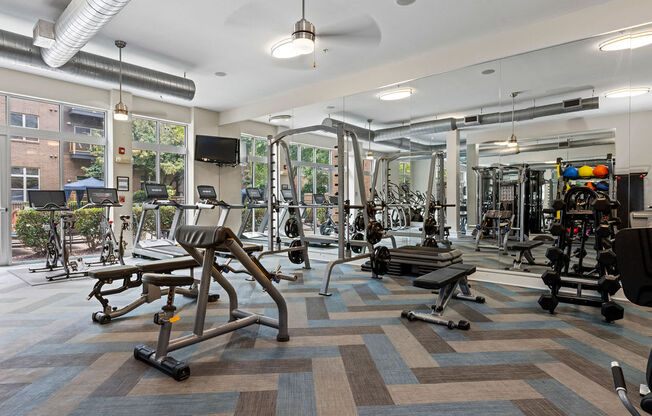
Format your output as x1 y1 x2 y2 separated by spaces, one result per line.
134 225 291 381
87 244 265 324
402 263 485 330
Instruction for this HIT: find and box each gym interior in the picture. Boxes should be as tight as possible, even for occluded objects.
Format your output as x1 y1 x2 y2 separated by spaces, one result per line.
0 1 651 415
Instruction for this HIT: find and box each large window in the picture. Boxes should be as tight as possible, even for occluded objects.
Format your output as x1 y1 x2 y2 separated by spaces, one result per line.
132 117 187 239
240 135 268 232
11 167 39 202
5 95 106 263
398 162 411 184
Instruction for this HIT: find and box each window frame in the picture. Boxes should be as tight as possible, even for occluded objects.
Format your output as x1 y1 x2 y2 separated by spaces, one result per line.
10 167 40 203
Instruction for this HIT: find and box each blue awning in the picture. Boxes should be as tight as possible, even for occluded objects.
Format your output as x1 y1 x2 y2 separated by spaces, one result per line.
63 177 104 202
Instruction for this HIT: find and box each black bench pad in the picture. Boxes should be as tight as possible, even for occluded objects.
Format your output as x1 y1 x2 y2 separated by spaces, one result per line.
89 265 139 281
216 244 262 254
142 273 195 287
413 267 466 290
449 263 476 275
137 256 199 273
508 240 544 250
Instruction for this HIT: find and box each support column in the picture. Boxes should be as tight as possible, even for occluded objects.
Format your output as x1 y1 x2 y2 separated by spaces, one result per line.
445 130 460 237
108 90 134 253
466 143 479 230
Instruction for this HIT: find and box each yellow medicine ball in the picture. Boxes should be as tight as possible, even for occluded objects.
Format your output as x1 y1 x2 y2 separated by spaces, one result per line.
578 165 593 178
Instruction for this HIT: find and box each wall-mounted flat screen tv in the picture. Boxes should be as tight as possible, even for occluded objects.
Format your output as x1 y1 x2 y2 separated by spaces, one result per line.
195 135 239 165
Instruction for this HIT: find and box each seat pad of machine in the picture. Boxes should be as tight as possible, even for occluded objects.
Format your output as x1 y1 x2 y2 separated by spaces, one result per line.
391 246 463 261
88 265 139 281
413 266 467 290
137 256 200 273
507 240 544 250
175 225 231 248
142 273 195 287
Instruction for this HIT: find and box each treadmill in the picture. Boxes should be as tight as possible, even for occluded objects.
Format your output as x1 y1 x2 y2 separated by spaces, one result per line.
194 185 242 227
238 187 268 239
133 183 198 259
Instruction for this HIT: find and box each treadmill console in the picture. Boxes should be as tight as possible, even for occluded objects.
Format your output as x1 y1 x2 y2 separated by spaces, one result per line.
281 189 294 201
197 185 217 200
87 188 119 205
28 190 67 210
145 183 169 200
329 195 338 205
313 193 326 205
246 187 264 202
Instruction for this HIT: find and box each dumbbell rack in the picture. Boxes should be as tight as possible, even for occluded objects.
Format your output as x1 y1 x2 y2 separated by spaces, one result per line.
539 187 623 322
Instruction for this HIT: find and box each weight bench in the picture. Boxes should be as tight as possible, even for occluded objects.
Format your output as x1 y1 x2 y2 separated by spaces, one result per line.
401 263 485 330
508 240 545 270
87 256 218 324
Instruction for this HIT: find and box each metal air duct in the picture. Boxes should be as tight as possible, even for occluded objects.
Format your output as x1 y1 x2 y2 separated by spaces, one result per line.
473 97 599 126
0 29 196 100
321 118 433 152
374 118 456 142
40 0 131 68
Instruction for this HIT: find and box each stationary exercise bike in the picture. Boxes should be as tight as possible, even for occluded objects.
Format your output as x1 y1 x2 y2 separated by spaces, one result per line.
610 227 652 415
83 188 129 267
27 190 86 281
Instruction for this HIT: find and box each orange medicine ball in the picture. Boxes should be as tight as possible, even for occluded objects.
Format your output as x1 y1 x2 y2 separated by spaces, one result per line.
593 164 609 178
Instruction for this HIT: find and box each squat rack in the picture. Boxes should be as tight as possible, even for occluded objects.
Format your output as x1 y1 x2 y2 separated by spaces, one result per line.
370 151 447 244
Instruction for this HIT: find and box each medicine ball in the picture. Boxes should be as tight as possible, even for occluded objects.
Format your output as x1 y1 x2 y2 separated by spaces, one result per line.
563 166 579 179
586 181 595 190
593 164 609 178
578 165 593 178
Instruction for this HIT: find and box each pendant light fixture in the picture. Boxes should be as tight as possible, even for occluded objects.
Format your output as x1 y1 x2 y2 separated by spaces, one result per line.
271 0 315 59
113 40 129 121
366 119 374 159
494 92 518 147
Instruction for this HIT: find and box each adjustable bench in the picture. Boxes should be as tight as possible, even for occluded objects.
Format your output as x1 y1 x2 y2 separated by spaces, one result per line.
507 240 545 270
87 256 218 324
401 263 485 330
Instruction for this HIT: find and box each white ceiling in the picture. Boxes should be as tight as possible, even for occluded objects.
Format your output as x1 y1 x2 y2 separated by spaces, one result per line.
0 0 613 112
256 21 652 147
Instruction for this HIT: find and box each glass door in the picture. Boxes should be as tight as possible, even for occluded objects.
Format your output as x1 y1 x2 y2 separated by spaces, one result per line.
0 134 9 265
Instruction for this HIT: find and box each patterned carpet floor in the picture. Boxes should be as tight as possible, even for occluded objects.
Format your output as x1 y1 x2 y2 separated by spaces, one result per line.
0 256 649 416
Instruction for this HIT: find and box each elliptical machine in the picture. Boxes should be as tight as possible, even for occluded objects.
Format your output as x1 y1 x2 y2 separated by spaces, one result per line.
84 188 129 266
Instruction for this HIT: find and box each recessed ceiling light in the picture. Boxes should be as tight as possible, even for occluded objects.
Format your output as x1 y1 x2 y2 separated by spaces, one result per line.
481 69 495 75
605 87 651 98
214 71 227 77
599 31 652 51
396 0 416 5
378 87 413 101
269 114 292 123
326 105 335 110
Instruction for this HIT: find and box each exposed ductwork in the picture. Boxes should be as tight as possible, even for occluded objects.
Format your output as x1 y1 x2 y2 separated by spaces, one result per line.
321 117 433 152
464 96 600 127
374 118 456 142
0 29 196 100
40 0 131 68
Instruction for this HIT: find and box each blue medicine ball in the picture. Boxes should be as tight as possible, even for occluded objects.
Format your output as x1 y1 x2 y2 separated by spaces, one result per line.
564 166 579 179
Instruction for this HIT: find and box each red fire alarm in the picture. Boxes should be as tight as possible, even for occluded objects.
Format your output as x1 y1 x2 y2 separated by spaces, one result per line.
118 147 126 155
119 195 125 203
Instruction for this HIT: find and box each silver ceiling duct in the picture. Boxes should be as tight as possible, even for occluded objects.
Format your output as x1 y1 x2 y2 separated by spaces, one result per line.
466 96 600 127
41 0 131 68
374 118 456 142
321 118 433 152
0 29 196 100
476 136 614 157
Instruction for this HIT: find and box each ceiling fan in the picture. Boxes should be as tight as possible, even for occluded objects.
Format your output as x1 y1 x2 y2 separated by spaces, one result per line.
225 0 381 65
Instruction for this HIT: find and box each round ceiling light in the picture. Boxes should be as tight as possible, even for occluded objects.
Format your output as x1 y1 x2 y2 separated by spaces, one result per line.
269 114 292 123
599 31 652 51
214 71 227 77
271 38 301 59
605 87 651 98
481 68 495 75
378 87 413 101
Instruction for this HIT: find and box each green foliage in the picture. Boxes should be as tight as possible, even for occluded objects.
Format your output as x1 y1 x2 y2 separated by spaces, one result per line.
74 208 103 249
132 206 176 237
81 145 105 180
14 209 52 253
133 190 147 203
